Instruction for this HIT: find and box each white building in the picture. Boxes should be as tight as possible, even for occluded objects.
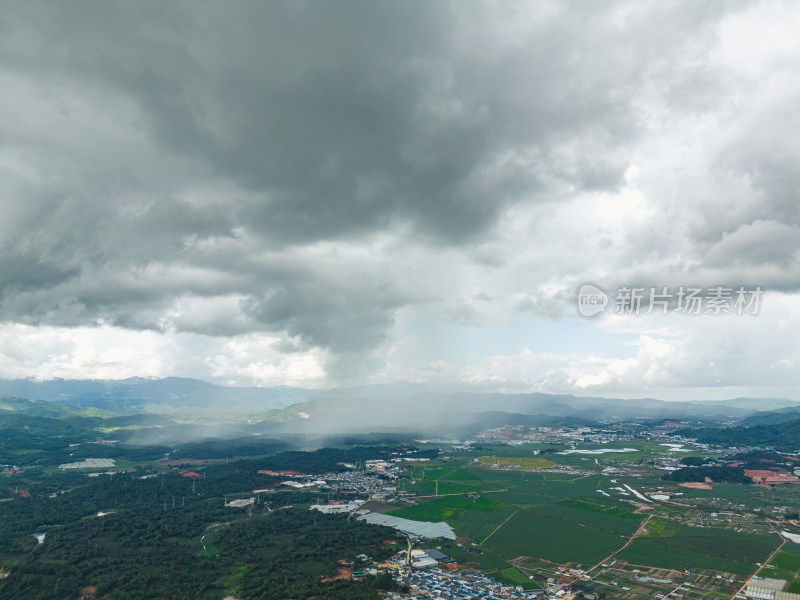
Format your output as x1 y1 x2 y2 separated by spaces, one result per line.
309 500 364 514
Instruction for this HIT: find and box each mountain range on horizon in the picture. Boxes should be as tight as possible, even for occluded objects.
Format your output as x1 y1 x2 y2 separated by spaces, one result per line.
0 375 795 403
0 377 796 428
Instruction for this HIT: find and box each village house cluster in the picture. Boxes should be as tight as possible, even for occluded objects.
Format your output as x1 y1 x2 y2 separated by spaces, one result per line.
388 565 546 600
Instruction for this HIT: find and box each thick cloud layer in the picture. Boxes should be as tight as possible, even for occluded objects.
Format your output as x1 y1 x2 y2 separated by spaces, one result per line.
1 1 799 397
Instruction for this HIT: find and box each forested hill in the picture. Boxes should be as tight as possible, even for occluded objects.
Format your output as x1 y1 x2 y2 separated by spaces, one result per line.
742 407 800 426
674 417 800 451
0 497 402 600
662 466 752 484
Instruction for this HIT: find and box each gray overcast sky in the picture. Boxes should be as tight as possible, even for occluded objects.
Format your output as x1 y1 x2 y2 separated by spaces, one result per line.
1 0 799 398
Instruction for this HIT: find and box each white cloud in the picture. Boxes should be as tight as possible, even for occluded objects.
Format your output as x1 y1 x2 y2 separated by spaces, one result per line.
0 1 799 399
0 324 167 380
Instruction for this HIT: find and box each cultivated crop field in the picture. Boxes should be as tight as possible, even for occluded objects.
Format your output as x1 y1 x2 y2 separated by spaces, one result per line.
452 506 517 541
484 473 610 508
477 456 554 469
617 524 780 574
484 511 626 565
532 500 642 536
388 490 518 542
486 503 639 565
771 544 800 592
388 493 505 522
394 443 788 590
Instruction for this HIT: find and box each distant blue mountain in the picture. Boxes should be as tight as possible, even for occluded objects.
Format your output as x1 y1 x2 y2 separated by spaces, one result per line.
0 377 315 413
0 377 794 426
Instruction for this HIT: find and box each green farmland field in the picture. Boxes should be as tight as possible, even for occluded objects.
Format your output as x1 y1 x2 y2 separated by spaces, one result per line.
452 506 517 541
388 493 516 541
770 549 800 592
408 479 492 495
393 451 782 577
617 525 780 574
531 502 641 535
487 508 628 565
388 494 505 521
481 498 645 566
499 567 533 585
478 456 554 469
392 471 647 565
485 474 609 508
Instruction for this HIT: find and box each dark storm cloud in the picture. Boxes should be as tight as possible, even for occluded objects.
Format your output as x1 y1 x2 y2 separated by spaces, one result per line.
0 250 80 297
1 1 646 243
0 0 779 364
243 285 404 353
